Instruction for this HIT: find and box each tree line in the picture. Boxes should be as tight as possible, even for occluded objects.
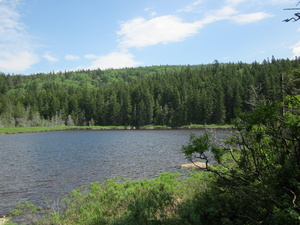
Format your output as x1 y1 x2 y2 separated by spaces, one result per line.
0 57 299 127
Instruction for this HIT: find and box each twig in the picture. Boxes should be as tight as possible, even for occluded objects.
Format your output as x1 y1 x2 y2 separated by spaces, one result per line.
283 187 298 208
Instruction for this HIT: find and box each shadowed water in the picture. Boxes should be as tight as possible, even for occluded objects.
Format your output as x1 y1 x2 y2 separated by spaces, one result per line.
0 129 229 215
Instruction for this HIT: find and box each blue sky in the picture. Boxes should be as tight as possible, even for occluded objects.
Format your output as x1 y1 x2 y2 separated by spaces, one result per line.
1 0 300 74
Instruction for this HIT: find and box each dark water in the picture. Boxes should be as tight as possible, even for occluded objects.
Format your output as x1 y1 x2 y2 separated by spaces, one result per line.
0 129 229 215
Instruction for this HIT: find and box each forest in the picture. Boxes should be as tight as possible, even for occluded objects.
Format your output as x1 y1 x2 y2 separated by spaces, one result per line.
0 57 299 127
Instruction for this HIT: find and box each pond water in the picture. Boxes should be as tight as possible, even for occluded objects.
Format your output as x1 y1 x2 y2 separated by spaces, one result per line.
0 129 230 215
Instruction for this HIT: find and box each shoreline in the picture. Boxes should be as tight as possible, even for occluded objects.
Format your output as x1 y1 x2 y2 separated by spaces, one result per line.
0 125 233 134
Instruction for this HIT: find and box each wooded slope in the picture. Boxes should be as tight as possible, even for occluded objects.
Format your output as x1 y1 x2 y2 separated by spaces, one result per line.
0 58 298 127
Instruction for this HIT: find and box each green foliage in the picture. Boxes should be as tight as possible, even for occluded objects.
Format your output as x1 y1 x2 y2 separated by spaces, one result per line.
182 132 224 165
0 58 298 127
10 200 43 224
10 172 216 225
11 201 42 216
179 70 300 224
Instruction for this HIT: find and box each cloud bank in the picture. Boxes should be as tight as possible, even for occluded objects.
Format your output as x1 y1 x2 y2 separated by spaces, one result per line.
116 4 271 51
65 54 80 61
117 15 201 48
0 0 38 72
78 51 141 70
43 53 59 62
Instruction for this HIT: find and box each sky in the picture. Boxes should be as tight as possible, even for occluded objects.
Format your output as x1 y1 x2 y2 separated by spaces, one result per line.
1 0 300 75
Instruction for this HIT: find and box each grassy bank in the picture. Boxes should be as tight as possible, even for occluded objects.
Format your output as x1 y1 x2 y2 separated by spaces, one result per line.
9 171 213 225
0 124 233 134
0 126 129 134
178 124 233 129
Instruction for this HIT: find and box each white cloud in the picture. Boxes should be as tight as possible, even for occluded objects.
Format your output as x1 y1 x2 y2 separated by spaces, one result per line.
117 2 272 50
225 0 247 6
117 15 201 48
227 0 294 5
144 8 157 17
0 0 38 72
177 0 203 12
83 51 141 70
267 0 295 5
150 11 157 17
65 54 80 61
43 53 58 62
0 50 38 72
84 54 98 59
290 41 300 58
213 6 238 18
197 5 271 25
232 12 273 24
192 6 238 27
0 4 24 38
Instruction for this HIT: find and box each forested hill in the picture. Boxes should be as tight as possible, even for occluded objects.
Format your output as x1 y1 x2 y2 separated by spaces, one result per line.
0 58 299 127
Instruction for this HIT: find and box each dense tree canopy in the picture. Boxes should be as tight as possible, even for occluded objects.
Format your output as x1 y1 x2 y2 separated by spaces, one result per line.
0 57 299 127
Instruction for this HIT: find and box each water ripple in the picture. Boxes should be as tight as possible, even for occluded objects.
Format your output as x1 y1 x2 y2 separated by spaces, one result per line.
0 129 228 215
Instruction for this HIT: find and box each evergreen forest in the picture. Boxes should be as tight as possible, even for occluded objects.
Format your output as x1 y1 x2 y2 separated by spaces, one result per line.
0 57 298 128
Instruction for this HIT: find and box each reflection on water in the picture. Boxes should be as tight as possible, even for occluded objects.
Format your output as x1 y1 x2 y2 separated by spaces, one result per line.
0 129 229 215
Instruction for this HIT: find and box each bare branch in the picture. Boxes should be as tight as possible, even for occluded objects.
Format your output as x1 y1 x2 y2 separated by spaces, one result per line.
283 2 300 22
283 13 300 22
229 148 239 164
245 84 263 107
284 187 298 208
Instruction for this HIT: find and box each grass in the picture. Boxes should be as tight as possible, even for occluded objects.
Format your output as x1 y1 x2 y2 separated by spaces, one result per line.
8 171 213 225
0 126 70 134
179 124 233 129
0 126 128 134
0 124 233 134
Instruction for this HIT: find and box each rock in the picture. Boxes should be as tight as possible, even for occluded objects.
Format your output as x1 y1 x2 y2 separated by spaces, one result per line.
0 218 9 225
181 162 209 169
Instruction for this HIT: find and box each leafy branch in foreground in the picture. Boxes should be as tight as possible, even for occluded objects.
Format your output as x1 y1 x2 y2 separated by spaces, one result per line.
181 71 300 224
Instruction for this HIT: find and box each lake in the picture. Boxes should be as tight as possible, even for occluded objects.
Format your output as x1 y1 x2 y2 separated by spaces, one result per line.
0 129 229 215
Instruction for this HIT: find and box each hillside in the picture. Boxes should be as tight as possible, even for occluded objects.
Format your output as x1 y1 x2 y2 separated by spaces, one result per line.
0 58 299 127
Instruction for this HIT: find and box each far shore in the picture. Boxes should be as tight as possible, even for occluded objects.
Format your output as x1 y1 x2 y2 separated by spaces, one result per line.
0 124 233 134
